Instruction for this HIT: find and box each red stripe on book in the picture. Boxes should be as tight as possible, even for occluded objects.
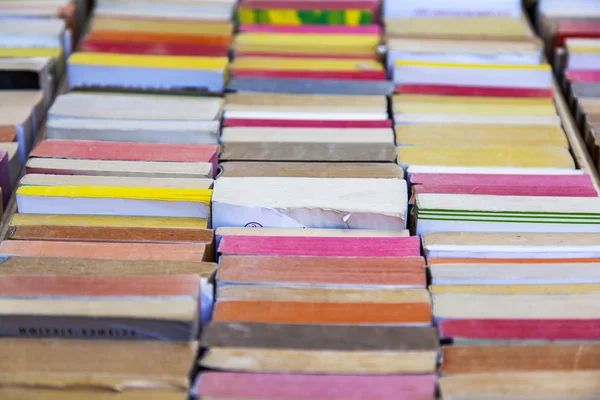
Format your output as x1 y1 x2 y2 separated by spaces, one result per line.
412 184 598 197
233 69 386 80
565 69 600 83
395 84 554 98
556 21 600 47
438 319 600 340
218 236 421 257
224 119 392 128
82 39 229 57
410 174 594 187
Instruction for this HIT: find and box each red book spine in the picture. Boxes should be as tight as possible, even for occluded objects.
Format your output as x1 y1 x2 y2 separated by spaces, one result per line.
217 236 421 257
395 84 554 98
224 118 392 128
438 319 600 340
82 39 229 57
233 69 386 81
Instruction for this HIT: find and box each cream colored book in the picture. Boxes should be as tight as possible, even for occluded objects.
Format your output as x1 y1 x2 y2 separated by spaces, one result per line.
212 177 408 230
20 174 214 189
49 92 224 121
397 146 575 168
220 127 396 162
25 158 213 178
216 227 410 238
395 125 569 148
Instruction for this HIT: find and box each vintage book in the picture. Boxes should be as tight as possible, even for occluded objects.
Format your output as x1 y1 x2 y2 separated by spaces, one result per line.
218 235 421 257
0 338 197 390
440 343 600 374
8 214 213 244
20 174 213 189
16 186 212 218
431 284 600 294
227 76 395 95
0 389 187 400
216 227 410 239
193 372 436 400
385 16 533 39
47 93 221 144
410 173 597 197
223 93 389 128
0 90 45 128
384 1 522 19
0 274 201 340
430 262 600 286
233 31 380 57
213 286 431 325
25 158 213 179
219 127 396 162
0 241 206 262
0 106 34 164
0 257 216 278
218 162 404 178
49 93 223 121
387 37 543 69
440 371 600 399
423 232 600 259
67 53 228 92
397 146 575 169
212 177 407 230
31 140 219 173
395 125 569 148
0 58 51 106
218 255 426 288
200 322 438 373
415 194 600 234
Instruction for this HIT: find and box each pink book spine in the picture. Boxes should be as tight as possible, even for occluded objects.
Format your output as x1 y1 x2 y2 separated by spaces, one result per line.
410 173 594 187
565 69 600 83
217 236 421 257
195 372 437 400
239 24 381 35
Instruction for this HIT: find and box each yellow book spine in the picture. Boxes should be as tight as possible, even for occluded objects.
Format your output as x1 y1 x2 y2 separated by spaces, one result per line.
17 186 213 204
394 103 556 116
0 48 63 59
68 53 228 71
394 60 551 70
233 56 382 71
10 214 208 229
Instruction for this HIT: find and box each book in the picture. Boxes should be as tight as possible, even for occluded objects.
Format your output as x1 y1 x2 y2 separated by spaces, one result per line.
25 158 213 179
415 194 600 234
0 106 34 165
212 177 407 230
193 372 436 400
0 240 207 262
8 214 213 244
0 338 197 390
20 174 213 189
67 53 228 92
218 255 426 288
16 186 212 218
31 140 219 174
0 274 202 340
213 286 432 325
200 322 438 373
218 162 404 178
219 127 396 162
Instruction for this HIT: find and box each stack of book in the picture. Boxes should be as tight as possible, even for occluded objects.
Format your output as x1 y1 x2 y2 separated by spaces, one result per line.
424 231 600 399
220 93 395 162
229 0 391 95
535 0 600 68
382 0 600 398
0 15 77 208
195 176 438 397
562 39 600 169
68 0 232 92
